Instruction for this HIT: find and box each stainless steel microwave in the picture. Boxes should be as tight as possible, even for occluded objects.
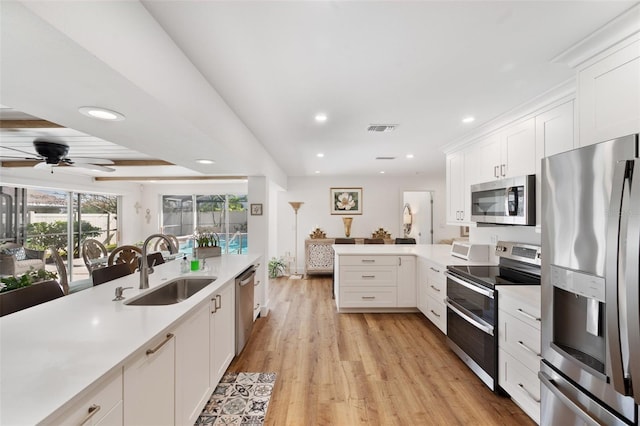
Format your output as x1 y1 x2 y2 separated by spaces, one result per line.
470 174 535 225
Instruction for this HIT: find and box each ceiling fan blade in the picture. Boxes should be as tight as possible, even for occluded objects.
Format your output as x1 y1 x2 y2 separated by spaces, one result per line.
1 145 40 159
71 163 115 172
70 157 115 165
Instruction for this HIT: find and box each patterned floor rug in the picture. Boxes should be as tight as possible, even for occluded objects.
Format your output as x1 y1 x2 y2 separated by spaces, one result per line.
195 372 277 426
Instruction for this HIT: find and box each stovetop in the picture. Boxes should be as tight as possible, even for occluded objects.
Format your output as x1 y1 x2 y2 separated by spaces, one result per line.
447 262 541 289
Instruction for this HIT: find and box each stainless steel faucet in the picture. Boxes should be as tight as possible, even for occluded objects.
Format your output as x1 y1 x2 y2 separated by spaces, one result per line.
139 233 177 289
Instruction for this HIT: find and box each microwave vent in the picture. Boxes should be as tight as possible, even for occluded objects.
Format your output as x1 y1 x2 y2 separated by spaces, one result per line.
368 124 397 132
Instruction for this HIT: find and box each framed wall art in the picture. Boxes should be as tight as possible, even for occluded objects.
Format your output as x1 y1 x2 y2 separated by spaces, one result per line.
330 187 363 215
250 203 263 216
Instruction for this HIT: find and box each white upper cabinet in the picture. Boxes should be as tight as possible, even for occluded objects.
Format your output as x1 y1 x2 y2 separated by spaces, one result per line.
501 118 536 178
578 35 640 146
466 134 501 185
536 100 575 159
446 150 470 224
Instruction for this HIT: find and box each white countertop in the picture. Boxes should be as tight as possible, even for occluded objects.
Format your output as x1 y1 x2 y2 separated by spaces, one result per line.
0 253 261 426
332 244 496 266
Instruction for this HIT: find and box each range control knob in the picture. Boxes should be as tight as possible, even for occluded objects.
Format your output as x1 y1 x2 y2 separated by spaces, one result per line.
496 245 507 252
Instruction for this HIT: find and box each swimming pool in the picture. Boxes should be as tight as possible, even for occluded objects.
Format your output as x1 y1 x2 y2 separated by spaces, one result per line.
179 234 248 255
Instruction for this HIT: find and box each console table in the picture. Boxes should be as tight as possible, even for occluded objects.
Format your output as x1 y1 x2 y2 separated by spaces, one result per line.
304 238 393 277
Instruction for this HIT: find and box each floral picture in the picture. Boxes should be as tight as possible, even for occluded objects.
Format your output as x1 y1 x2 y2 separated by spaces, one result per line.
330 187 363 215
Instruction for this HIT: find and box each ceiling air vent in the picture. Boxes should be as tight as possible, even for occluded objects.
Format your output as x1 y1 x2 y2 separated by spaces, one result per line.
375 156 396 160
367 124 397 133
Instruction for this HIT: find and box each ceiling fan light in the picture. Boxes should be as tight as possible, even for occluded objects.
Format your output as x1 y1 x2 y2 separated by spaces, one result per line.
78 106 125 121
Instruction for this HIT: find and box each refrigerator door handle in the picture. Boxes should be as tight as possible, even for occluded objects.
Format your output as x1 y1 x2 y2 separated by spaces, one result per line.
625 160 640 402
605 159 633 396
539 371 601 426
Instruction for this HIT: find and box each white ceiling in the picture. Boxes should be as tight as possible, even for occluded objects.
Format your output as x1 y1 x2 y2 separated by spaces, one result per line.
0 1 637 183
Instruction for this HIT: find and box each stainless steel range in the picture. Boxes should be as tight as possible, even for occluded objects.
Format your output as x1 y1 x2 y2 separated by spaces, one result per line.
445 241 541 391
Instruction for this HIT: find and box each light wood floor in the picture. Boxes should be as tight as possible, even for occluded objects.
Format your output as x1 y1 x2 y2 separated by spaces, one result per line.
228 276 535 425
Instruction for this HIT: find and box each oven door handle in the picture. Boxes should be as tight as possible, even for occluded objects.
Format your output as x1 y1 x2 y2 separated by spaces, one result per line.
444 271 494 299
539 371 601 426
445 297 494 336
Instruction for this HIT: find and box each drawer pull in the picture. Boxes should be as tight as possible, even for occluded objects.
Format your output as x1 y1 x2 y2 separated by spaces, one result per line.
429 285 441 292
517 340 541 357
361 296 376 300
361 259 375 263
517 308 541 322
361 275 376 279
518 382 541 403
215 294 222 309
146 333 174 356
429 267 440 273
80 404 101 425
430 309 441 318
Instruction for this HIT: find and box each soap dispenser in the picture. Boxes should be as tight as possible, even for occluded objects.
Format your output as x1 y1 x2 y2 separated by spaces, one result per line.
180 256 189 273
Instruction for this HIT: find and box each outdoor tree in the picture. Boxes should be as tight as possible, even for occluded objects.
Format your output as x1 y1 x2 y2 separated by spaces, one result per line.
26 220 101 252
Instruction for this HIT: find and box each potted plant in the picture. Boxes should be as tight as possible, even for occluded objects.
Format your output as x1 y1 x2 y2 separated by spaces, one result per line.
193 229 221 259
0 267 58 293
268 257 287 278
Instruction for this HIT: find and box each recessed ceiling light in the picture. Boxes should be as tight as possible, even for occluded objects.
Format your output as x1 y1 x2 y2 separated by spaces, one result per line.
314 170 320 174
406 154 414 159
380 171 385 174
462 116 475 124
316 153 324 158
196 159 215 164
78 106 125 121
315 113 328 123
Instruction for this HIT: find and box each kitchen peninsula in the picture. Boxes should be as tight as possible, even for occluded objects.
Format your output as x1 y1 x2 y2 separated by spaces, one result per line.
333 244 495 313
0 253 261 425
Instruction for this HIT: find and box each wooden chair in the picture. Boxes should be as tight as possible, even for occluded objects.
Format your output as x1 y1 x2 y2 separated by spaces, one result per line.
153 234 179 253
108 245 142 273
0 279 65 317
49 247 69 295
364 238 385 244
395 238 416 244
82 239 108 273
334 238 356 244
92 263 132 286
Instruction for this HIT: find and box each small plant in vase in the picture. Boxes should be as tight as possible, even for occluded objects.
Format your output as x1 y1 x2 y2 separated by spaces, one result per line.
268 257 287 278
193 229 222 259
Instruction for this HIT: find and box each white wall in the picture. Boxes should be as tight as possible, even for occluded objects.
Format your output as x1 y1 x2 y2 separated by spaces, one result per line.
277 175 460 274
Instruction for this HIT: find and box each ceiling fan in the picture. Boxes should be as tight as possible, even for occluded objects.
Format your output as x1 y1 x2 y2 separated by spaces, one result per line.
1 138 115 173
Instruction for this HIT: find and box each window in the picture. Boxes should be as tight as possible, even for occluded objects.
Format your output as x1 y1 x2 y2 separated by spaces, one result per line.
161 193 247 254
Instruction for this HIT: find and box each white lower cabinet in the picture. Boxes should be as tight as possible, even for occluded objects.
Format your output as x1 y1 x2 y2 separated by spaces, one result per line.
417 257 447 333
210 283 236 386
49 369 123 425
337 255 416 309
175 303 212 425
124 332 176 425
497 285 541 424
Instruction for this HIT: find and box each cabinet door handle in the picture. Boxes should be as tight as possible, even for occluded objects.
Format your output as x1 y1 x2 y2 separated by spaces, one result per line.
399 257 402 266
430 285 441 292
361 275 376 279
361 296 376 300
429 267 440 273
518 383 541 403
79 404 101 425
215 294 222 309
517 340 541 357
494 165 500 178
501 164 506 177
516 308 541 322
430 309 441 318
361 259 375 263
146 333 174 356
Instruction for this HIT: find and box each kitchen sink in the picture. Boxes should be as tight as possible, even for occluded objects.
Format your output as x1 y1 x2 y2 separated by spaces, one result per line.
125 277 215 306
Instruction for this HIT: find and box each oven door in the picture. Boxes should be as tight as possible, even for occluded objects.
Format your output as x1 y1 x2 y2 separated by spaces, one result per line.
445 271 496 390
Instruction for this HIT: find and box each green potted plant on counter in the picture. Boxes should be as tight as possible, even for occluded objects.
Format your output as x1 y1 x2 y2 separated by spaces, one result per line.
193 229 221 259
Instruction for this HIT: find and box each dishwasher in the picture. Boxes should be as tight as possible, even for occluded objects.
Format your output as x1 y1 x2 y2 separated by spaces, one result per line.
235 264 257 355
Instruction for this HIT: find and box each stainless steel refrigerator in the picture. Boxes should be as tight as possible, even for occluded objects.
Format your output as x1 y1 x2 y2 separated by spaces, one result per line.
541 133 640 425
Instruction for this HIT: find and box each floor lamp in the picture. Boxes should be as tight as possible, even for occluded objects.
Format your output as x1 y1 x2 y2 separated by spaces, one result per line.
288 201 304 279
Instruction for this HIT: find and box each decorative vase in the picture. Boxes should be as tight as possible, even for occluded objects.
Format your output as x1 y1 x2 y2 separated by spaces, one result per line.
342 217 353 238
195 246 222 259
